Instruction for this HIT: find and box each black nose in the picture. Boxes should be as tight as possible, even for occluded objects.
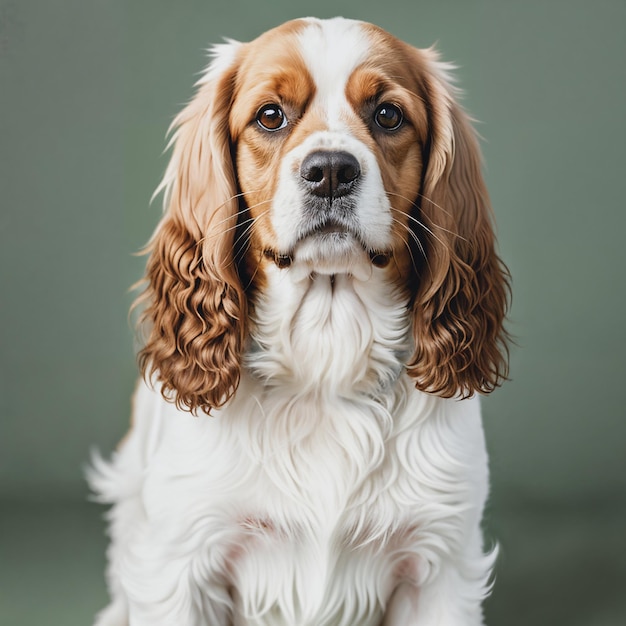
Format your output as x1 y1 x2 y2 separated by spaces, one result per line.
300 150 361 199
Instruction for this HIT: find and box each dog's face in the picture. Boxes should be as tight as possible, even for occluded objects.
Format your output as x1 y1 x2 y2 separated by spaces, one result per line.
231 19 427 277
138 18 509 414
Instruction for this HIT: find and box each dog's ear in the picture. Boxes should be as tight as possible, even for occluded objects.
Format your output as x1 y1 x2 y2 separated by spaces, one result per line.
136 42 246 415
406 49 510 398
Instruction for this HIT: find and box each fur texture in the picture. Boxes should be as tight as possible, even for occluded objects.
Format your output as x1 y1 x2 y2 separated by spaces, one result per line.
89 17 509 626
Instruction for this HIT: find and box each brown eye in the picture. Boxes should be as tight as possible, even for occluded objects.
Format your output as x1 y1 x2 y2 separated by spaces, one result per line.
374 103 403 131
256 104 287 131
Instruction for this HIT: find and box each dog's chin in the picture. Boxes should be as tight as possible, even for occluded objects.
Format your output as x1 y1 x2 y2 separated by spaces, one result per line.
292 231 373 281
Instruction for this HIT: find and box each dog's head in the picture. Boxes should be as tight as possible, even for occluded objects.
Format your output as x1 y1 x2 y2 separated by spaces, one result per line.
137 17 510 414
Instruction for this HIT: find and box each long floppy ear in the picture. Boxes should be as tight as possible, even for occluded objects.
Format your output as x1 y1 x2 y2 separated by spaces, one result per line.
406 50 510 398
136 41 246 415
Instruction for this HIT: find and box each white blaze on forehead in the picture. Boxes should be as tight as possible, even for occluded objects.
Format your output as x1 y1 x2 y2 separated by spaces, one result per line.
297 18 371 125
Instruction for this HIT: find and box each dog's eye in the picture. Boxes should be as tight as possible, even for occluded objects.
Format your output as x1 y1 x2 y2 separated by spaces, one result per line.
374 103 403 131
256 104 287 131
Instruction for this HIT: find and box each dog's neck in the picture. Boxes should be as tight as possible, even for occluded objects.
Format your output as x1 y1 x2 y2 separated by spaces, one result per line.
245 262 411 398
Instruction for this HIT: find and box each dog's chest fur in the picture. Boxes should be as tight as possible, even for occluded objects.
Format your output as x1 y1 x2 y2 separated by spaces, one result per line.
146 380 425 626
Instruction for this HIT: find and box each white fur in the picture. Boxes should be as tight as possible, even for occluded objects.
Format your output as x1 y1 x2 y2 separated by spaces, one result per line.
89 17 496 626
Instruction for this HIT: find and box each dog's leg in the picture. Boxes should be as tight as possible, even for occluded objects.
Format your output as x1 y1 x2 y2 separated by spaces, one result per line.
105 517 236 626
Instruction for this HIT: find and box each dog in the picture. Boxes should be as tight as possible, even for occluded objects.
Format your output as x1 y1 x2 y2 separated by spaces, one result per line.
89 16 509 626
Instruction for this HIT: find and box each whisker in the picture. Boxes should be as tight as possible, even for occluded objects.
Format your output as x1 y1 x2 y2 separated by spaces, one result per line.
386 189 465 243
414 191 452 218
388 206 449 251
233 208 271 253
391 218 432 280
229 233 254 272
233 239 253 269
385 190 453 219
204 190 267 231
198 200 273 246
229 208 272 271
389 216 428 267
214 215 256 243
390 219 422 276
389 206 466 244
242 248 265 291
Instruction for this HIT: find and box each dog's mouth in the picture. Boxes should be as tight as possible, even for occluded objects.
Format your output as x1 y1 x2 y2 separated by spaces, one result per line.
263 218 391 270
263 247 390 269
264 230 390 271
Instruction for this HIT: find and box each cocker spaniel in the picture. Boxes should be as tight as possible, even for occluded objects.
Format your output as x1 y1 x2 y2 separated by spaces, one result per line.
90 16 509 626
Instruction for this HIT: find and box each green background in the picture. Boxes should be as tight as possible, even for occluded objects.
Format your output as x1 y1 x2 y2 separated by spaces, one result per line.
1 0 625 624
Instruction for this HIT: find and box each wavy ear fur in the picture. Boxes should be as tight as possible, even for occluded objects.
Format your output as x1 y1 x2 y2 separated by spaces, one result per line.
136 42 246 414
406 50 510 398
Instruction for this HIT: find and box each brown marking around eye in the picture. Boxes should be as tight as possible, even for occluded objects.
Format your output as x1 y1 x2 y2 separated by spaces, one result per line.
229 21 319 292
342 42 430 289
